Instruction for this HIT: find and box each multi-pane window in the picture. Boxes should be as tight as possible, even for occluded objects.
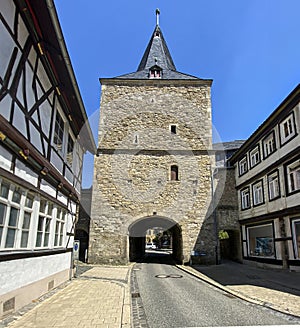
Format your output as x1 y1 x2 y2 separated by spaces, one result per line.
250 146 260 168
286 159 300 194
20 194 34 248
54 208 65 247
53 110 65 152
280 113 296 145
36 199 53 247
252 180 264 206
263 132 276 158
0 180 69 250
268 171 280 200
239 156 248 176
5 188 22 248
241 187 250 210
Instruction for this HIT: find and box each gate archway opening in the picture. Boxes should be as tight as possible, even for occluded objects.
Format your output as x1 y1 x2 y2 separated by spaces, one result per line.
128 216 182 263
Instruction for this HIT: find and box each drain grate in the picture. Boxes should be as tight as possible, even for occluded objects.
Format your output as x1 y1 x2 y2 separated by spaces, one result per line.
131 292 141 298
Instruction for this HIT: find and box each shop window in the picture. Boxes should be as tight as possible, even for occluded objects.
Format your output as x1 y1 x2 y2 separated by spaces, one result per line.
239 156 248 176
170 165 179 181
263 131 276 158
250 146 261 168
267 171 280 200
285 159 300 194
252 180 264 206
279 112 296 145
292 219 300 258
247 223 275 257
241 187 250 210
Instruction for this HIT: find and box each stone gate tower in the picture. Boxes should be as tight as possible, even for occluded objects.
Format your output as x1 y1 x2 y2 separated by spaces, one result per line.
89 11 214 264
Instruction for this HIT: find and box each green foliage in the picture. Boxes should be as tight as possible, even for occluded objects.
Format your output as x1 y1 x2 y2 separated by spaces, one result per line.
219 230 229 240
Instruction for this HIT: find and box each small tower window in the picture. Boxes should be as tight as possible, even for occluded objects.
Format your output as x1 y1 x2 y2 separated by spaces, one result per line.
149 65 162 79
170 125 177 134
170 165 179 181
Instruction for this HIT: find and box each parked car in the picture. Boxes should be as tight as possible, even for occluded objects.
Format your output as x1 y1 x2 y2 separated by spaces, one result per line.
146 242 157 250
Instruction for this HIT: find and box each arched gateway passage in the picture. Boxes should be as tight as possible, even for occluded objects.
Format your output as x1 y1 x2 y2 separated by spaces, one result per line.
129 216 182 263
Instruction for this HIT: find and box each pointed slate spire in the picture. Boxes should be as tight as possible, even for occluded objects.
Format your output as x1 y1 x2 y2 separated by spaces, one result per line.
137 9 176 72
115 9 200 80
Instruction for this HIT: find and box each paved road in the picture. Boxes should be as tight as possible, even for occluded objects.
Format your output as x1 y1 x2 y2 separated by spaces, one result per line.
134 252 299 328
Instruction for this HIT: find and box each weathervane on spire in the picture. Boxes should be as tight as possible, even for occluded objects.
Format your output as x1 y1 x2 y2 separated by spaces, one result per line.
156 8 160 26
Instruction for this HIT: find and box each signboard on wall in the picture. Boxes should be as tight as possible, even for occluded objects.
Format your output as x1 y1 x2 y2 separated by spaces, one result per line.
73 240 80 260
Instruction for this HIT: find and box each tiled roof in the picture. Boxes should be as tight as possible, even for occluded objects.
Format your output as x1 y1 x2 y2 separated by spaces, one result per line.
213 140 245 151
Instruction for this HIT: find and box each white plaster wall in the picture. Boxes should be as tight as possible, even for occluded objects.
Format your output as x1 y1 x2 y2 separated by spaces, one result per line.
0 252 71 296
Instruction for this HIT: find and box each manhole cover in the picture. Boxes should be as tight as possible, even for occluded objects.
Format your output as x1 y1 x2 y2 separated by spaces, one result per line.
155 274 183 279
155 274 169 278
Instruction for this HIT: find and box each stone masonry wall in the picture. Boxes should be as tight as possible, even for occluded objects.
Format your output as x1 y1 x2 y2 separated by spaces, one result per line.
89 82 213 264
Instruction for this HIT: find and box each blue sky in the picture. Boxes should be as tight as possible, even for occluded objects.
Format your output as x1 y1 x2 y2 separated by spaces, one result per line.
55 1 300 187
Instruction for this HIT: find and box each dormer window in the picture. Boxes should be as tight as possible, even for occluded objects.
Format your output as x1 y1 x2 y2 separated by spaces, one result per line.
149 65 162 79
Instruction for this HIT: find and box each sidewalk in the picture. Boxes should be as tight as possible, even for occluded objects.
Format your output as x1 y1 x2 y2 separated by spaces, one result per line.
178 260 300 318
2 265 132 328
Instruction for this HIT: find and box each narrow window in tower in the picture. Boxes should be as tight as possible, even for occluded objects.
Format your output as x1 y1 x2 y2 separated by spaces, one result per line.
170 165 179 181
170 125 177 134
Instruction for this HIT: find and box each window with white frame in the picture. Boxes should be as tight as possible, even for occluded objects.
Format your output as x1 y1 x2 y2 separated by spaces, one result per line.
0 181 34 249
250 146 260 168
268 171 280 200
36 199 53 247
20 194 34 248
292 218 300 259
239 156 248 175
252 180 264 206
263 131 276 158
280 112 296 145
247 223 275 257
286 159 300 194
54 208 66 247
241 187 250 210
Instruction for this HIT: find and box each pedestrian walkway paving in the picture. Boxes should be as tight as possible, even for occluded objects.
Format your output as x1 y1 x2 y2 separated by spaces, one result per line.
1 265 132 328
178 260 300 318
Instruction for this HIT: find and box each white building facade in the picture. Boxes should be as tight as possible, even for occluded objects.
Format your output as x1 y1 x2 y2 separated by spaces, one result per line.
231 85 300 270
0 0 95 318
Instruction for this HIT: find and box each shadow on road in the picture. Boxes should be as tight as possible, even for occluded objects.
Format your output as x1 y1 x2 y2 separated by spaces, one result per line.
192 260 300 297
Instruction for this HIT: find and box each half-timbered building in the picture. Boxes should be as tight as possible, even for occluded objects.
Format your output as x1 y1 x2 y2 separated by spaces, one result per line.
0 0 95 318
230 85 300 271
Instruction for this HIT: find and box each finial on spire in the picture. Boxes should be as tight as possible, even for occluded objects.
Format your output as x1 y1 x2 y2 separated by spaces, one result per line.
156 8 160 26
